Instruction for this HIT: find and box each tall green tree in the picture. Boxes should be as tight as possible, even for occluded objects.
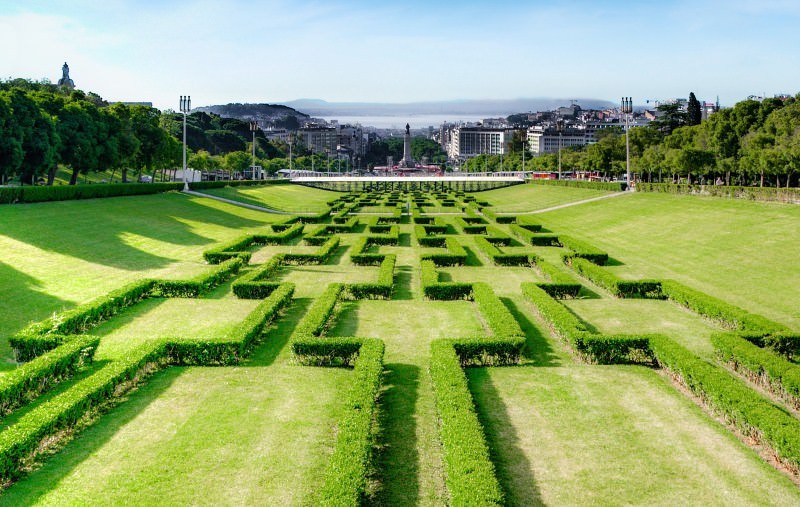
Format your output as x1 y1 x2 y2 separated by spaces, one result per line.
687 92 702 126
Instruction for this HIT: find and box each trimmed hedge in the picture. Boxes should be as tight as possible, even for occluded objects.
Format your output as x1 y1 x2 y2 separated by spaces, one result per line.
345 255 396 300
661 280 787 334
636 182 800 204
510 225 560 247
420 237 467 266
521 283 651 364
481 208 517 224
0 340 166 481
650 334 800 473
188 179 290 190
232 255 286 299
532 257 582 297
742 332 800 359
568 258 662 299
430 340 504 506
420 260 472 300
0 182 184 205
165 283 294 365
474 237 530 266
559 235 609 265
713 332 800 410
283 236 340 265
318 339 384 505
454 217 486 234
528 179 627 192
151 258 243 297
0 335 99 416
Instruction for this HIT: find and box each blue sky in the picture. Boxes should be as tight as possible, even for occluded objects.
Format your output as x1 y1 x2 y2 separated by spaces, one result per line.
1 0 799 110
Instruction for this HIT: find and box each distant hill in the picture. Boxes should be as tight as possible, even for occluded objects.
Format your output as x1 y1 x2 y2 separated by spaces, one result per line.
283 98 616 117
193 103 309 129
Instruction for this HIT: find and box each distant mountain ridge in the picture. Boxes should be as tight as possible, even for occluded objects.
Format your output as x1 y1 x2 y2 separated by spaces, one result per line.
283 97 617 117
193 103 309 123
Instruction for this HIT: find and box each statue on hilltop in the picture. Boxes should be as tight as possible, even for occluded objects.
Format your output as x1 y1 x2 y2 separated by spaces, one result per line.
58 62 75 89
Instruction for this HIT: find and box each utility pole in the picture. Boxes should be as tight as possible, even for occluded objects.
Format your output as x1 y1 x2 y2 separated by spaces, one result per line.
179 95 191 191
621 97 633 189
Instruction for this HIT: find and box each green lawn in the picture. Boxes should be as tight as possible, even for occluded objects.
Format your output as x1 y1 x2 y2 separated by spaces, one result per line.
1 185 799 504
533 192 800 329
481 183 614 212
0 192 278 369
197 184 338 213
470 365 800 506
0 300 352 506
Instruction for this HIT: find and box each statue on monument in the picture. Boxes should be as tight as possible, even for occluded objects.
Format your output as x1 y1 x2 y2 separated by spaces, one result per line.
398 122 416 168
57 62 75 89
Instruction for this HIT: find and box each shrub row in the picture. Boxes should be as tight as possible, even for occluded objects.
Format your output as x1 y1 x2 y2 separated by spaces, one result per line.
636 183 800 204
0 340 165 481
165 283 294 365
13 259 244 360
414 225 447 247
0 182 184 205
532 258 582 297
713 333 800 411
283 236 340 265
457 283 526 365
741 332 800 359
650 334 800 473
420 237 467 266
481 208 517 223
232 255 285 299
270 216 299 231
292 284 343 343
344 255 396 300
510 225 559 246
474 237 530 266
188 179 289 190
318 339 384 505
429 340 504 506
0 335 99 416
420 260 472 300
150 258 244 297
454 217 486 234
568 258 663 298
660 280 787 334
528 179 627 192
521 283 651 363
559 235 609 265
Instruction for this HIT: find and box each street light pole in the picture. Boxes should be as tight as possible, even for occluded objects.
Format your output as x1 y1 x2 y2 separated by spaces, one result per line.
179 95 191 191
621 96 633 189
556 119 564 180
288 133 293 172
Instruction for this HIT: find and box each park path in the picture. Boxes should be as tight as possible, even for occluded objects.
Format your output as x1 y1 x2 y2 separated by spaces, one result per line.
515 190 631 215
181 189 291 214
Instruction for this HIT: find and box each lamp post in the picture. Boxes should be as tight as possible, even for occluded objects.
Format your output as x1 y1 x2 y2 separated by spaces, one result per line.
522 137 526 173
179 95 191 191
621 96 633 189
556 118 564 179
288 133 293 172
250 121 258 179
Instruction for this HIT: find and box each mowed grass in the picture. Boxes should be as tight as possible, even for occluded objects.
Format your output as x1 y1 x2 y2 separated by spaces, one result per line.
531 192 800 329
198 184 338 213
481 183 614 213
330 300 487 505
91 296 261 360
469 365 800 506
563 298 721 359
0 192 286 369
0 299 352 506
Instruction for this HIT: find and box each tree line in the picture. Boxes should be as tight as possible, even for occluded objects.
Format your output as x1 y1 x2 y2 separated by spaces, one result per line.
470 92 800 188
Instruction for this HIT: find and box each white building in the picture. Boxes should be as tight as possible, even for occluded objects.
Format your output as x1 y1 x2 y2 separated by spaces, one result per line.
447 127 515 159
526 126 587 155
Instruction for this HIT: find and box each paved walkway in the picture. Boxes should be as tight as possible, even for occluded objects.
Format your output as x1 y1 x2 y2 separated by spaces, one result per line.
515 191 631 214
182 190 291 214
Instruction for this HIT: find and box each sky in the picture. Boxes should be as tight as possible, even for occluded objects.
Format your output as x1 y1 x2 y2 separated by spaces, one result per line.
1 0 799 111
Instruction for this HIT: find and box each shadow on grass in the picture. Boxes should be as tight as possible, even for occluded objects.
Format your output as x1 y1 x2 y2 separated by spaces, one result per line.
463 246 483 267
393 265 414 300
398 233 411 247
576 286 603 300
0 365 182 503
248 297 312 367
467 368 544 507
0 193 269 270
0 262 74 370
501 297 562 367
605 256 624 267
372 363 421 506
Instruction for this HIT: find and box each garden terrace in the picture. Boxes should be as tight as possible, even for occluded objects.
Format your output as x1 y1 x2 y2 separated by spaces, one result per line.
0 184 798 504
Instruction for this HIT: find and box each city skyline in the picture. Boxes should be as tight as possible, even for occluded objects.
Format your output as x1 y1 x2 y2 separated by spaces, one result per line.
2 0 799 111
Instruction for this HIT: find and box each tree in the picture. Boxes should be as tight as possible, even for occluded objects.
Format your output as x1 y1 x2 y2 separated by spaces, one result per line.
687 92 702 126
223 151 251 178
0 91 24 184
651 103 687 134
